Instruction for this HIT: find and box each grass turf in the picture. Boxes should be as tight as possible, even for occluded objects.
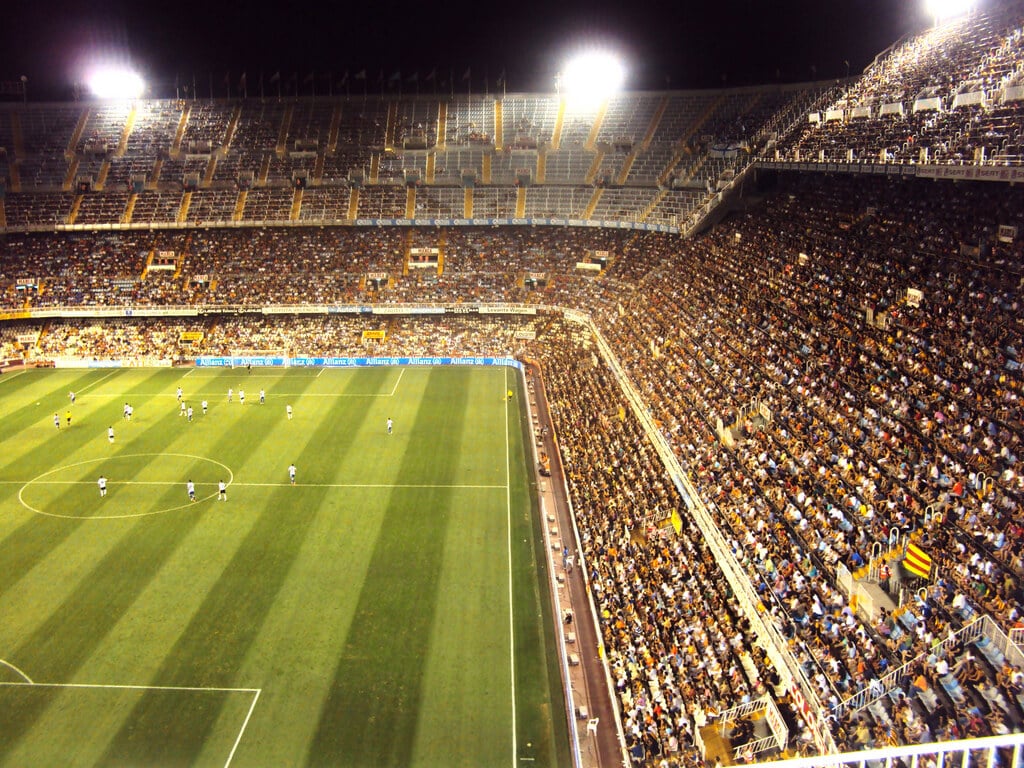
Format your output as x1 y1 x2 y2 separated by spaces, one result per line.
0 366 570 767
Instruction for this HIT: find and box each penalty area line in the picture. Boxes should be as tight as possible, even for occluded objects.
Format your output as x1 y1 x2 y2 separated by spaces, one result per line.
0 680 260 694
224 688 261 768
76 369 119 396
77 392 393 398
0 679 262 768
0 369 29 386
388 368 405 396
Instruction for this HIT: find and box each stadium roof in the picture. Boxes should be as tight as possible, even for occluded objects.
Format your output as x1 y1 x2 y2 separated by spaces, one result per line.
0 0 945 100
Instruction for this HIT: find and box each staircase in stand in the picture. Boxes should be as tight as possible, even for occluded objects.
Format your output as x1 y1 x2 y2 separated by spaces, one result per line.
435 103 447 149
638 189 667 222
177 191 192 223
66 108 90 159
515 186 527 218
493 100 503 151
170 106 190 156
584 188 604 220
115 106 137 158
276 104 293 156
585 149 605 185
436 230 446 276
327 104 342 154
584 100 607 151
122 194 137 225
233 190 248 221
62 157 80 192
68 194 84 224
150 158 164 188
550 99 567 150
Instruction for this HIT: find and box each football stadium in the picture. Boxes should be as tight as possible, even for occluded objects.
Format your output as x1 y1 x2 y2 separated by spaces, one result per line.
1 1 1024 766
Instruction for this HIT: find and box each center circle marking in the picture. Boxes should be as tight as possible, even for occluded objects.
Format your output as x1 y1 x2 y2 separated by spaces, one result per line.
18 453 234 520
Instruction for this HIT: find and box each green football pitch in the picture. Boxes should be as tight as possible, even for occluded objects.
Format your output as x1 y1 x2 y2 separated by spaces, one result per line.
0 366 570 767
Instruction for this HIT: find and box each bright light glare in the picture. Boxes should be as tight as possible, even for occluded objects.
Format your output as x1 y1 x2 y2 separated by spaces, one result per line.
87 67 145 99
926 0 974 21
561 52 625 102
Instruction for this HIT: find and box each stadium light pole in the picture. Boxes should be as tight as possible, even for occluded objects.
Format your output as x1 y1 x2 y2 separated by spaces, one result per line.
558 50 626 106
925 0 974 25
86 67 145 100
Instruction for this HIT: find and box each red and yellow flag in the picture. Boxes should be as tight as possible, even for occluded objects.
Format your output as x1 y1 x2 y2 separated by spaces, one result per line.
904 543 932 579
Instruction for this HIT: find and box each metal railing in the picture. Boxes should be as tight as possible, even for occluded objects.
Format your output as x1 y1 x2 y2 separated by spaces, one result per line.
754 731 1024 768
581 313 838 756
831 616 985 720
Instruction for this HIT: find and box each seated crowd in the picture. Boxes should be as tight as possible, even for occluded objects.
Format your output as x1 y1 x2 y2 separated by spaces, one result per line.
780 2 1024 165
1 171 1023 766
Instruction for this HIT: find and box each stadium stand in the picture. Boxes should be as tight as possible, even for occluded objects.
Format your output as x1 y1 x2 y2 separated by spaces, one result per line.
2 4 1024 766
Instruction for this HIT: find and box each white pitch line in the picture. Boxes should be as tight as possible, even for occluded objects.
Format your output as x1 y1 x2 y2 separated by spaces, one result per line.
316 367 326 378
78 392 392 398
182 368 195 378
0 479 506 490
504 367 517 766
76 369 119 395
0 659 33 684
231 482 505 489
0 369 28 386
224 688 261 768
388 368 405 396
0 680 259 693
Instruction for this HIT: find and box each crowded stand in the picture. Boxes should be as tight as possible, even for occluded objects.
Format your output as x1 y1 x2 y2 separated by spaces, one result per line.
3 4 1024 765
780 1 1024 165
0 76 844 234
3 167 1024 764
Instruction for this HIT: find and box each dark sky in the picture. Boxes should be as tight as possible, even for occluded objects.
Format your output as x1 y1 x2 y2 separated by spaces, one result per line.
1 0 942 99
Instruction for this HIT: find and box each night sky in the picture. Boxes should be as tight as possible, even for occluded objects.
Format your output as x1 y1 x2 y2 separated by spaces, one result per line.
1 0 943 99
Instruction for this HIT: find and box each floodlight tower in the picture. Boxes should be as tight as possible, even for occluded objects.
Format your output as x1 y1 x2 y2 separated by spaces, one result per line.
926 0 975 25
87 67 145 100
558 51 626 106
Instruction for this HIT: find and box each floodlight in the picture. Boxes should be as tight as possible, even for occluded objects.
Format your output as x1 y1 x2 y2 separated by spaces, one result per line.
87 67 145 100
559 51 625 103
926 0 974 22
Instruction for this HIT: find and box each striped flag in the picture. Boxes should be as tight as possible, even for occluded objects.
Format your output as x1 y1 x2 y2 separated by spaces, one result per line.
903 543 932 579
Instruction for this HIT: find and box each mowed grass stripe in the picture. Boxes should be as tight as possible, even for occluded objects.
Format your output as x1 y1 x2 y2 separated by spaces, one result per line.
508 377 572 766
0 370 211 629
0 370 322 763
0 367 569 767
411 368 514 767
95 368 387 767
305 367 472 767
0 369 96 440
